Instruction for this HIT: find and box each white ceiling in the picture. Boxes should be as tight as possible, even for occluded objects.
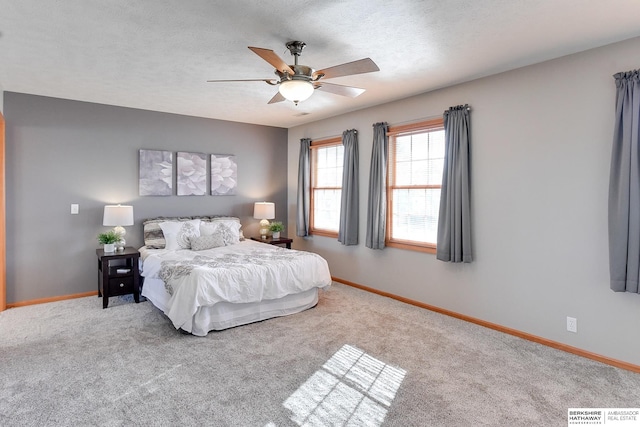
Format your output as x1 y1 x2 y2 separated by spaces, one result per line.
1 0 640 128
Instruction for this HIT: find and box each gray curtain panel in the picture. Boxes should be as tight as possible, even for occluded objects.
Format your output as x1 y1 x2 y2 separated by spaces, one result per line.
437 105 472 263
296 138 311 237
338 129 359 245
365 122 389 249
609 70 640 293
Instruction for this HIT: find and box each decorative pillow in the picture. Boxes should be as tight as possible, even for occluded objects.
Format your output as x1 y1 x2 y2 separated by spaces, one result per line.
199 221 241 245
159 219 201 250
143 215 243 249
218 222 242 245
200 216 244 246
199 221 220 236
190 234 225 251
206 216 240 223
143 216 192 249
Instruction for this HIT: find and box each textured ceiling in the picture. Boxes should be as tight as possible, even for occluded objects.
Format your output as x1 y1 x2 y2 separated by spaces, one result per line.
1 0 640 128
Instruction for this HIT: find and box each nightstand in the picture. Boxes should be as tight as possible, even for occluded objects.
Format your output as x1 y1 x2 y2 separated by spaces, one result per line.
96 247 140 309
251 236 293 249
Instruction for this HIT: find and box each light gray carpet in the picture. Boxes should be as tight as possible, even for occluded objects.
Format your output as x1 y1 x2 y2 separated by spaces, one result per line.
1 283 639 426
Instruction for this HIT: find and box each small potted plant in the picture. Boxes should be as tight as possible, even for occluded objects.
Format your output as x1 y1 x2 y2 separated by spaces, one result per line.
98 230 120 253
269 221 284 239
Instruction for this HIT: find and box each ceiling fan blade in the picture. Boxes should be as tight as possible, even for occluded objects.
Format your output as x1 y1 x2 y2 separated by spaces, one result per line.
314 82 365 98
268 92 286 104
248 47 295 75
207 78 277 83
313 58 379 80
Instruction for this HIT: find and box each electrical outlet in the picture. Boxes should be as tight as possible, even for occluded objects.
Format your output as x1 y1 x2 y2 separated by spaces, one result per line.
567 316 577 333
71 204 79 214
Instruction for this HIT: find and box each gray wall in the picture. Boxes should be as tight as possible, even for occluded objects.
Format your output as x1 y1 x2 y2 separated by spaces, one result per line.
287 36 640 366
5 93 288 303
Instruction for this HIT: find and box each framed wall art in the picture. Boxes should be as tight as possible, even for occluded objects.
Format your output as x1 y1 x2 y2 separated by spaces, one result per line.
139 149 173 196
211 154 237 195
177 151 207 196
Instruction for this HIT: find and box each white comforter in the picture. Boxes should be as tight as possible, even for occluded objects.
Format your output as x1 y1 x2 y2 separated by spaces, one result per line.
140 240 331 331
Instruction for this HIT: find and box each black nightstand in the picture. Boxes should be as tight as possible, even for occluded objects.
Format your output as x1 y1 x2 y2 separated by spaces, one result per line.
96 247 140 309
251 236 293 249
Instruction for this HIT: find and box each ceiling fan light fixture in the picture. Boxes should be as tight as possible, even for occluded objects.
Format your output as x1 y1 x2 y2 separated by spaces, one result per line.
278 80 314 104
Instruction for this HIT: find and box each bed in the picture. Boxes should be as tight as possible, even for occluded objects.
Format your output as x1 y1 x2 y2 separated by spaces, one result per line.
138 216 331 336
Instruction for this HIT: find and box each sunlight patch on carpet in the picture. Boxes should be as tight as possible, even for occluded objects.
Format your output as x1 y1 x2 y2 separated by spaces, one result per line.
280 344 406 426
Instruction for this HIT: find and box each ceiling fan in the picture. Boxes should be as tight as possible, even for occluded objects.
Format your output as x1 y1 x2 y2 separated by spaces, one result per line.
207 41 380 105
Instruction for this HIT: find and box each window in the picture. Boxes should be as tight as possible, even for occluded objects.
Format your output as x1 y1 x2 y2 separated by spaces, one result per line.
310 137 343 236
387 119 445 252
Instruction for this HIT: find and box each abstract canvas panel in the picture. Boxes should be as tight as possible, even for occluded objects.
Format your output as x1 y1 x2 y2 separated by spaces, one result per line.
139 150 173 196
177 152 207 196
211 154 237 195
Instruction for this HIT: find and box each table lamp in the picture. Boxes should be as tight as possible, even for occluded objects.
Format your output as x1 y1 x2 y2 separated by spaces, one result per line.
253 202 275 239
103 204 134 251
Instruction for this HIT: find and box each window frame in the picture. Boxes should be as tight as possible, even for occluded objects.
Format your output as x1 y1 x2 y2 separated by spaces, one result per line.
386 118 445 254
309 136 343 238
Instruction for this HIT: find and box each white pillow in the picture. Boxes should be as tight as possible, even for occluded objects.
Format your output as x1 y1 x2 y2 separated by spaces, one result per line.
199 221 219 236
190 234 225 251
200 220 242 245
218 222 242 245
159 219 201 250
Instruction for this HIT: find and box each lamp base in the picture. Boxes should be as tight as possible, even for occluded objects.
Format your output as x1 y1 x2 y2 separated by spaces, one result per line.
114 226 126 251
259 219 270 239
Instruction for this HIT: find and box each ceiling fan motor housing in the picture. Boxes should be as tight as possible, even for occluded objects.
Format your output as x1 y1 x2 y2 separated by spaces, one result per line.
285 41 306 57
276 65 314 82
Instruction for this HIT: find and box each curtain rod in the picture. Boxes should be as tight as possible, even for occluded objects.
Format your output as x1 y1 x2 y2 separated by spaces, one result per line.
389 115 441 127
450 104 471 111
303 104 472 140
308 134 341 142
306 129 358 142
388 105 471 128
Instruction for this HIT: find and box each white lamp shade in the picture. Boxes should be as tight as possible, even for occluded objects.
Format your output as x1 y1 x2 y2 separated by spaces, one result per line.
278 80 314 103
253 202 275 220
103 205 134 226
